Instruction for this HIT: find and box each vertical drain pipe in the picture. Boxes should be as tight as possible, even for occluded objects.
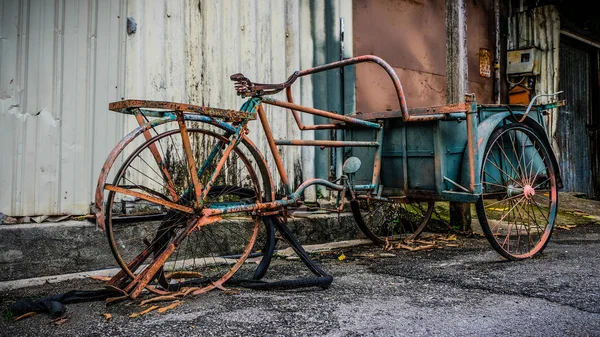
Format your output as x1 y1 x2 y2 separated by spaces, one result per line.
336 17 345 180
493 0 501 104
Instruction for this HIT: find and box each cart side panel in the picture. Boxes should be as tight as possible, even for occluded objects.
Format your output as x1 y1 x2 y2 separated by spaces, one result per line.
438 119 468 192
350 118 468 195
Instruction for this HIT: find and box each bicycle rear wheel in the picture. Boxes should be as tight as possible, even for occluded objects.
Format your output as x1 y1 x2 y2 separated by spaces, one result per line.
350 198 434 244
105 128 265 293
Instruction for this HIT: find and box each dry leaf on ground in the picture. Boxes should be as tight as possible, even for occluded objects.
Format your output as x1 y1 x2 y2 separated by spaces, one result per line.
129 305 159 318
14 312 37 321
157 301 183 313
51 316 69 325
139 295 182 306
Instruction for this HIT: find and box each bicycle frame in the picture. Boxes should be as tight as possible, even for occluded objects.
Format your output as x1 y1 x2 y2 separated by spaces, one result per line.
95 55 479 230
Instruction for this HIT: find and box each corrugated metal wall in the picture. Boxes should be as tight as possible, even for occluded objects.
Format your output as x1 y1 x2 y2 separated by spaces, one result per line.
0 0 352 216
557 39 594 197
0 0 126 216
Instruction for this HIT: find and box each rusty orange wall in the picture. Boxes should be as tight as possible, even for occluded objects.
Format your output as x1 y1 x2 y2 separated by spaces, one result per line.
466 0 495 104
353 0 494 112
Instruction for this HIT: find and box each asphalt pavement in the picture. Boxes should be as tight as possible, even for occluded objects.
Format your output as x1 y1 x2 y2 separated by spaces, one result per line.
1 218 599 336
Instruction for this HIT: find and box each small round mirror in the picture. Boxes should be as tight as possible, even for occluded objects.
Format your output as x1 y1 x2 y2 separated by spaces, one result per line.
342 157 361 174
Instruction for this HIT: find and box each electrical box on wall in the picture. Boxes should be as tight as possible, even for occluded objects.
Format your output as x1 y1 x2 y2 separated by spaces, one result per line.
507 48 540 75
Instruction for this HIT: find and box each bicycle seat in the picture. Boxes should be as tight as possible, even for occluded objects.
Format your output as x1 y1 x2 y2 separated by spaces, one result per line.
231 71 300 97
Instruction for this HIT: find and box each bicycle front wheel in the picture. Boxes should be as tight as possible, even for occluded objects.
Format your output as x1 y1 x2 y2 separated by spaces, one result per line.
105 128 265 293
476 122 558 260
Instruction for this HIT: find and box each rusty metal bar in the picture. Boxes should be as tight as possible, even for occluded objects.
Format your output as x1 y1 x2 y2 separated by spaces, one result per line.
104 184 194 214
202 178 344 216
465 97 478 193
176 111 203 208
127 215 222 299
257 104 292 195
109 99 254 122
274 139 379 147
285 87 342 130
107 245 153 287
371 124 385 190
296 55 409 121
133 110 179 201
262 97 381 129
199 129 245 203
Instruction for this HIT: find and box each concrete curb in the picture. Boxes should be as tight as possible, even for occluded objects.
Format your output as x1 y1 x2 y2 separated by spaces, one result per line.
0 213 360 285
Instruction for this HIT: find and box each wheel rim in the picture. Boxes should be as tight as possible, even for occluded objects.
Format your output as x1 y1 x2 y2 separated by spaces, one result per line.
351 198 433 244
478 123 557 259
105 128 262 292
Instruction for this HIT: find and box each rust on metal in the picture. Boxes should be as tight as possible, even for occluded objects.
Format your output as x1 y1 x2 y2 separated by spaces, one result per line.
285 87 342 130
104 184 194 214
133 110 179 201
297 55 410 121
176 111 203 208
372 125 385 192
257 104 292 195
465 96 477 193
263 97 380 129
126 215 222 299
338 104 467 121
199 129 244 202
274 139 379 147
109 100 254 122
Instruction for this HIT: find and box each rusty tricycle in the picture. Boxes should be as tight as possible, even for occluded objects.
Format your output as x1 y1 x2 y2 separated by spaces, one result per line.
94 55 564 299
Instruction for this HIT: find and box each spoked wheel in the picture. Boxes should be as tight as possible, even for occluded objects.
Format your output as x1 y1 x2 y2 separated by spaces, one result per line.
350 198 434 244
105 128 266 294
476 122 558 260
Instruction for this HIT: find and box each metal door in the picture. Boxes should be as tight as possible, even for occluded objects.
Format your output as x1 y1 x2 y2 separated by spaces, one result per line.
557 37 595 198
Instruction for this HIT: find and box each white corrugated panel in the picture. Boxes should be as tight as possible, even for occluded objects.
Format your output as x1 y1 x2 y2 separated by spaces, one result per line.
122 0 352 199
0 0 126 216
0 0 353 216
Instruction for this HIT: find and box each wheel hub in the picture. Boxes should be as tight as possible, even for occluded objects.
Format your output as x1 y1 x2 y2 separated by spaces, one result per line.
507 184 535 199
523 184 535 199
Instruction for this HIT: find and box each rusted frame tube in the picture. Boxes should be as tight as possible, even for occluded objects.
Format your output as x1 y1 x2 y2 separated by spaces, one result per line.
283 55 467 124
353 184 377 190
262 97 380 129
406 113 467 122
296 55 409 121
176 111 204 208
257 104 292 195
202 178 344 216
274 139 379 147
133 109 179 201
107 243 154 287
198 126 247 203
371 124 385 191
104 184 194 214
466 97 480 193
285 87 342 130
126 215 222 299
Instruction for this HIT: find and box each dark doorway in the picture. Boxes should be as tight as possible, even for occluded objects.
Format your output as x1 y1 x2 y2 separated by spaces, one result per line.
557 36 599 199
